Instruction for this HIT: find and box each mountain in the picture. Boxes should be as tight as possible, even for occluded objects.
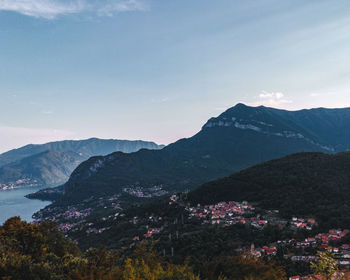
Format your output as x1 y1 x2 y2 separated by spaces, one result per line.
0 138 164 167
0 138 164 189
59 104 350 204
188 151 350 229
0 150 83 188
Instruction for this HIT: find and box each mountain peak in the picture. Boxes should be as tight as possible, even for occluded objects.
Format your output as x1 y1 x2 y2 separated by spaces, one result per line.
225 102 251 113
234 102 248 108
201 103 270 131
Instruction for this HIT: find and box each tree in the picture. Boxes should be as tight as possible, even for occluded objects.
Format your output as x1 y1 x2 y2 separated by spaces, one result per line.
310 251 346 280
0 218 199 280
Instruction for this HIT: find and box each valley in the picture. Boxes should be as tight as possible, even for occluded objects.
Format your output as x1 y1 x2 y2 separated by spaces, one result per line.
2 2 348 278
27 145 350 278
6 104 350 279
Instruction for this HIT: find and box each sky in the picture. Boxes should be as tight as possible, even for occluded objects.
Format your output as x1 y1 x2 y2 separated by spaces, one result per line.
1 0 350 153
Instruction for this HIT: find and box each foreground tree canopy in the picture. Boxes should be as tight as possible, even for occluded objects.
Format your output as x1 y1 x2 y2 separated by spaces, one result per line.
0 217 286 280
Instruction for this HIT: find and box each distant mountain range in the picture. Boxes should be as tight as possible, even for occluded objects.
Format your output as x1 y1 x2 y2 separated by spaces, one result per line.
58 103 350 204
0 138 164 189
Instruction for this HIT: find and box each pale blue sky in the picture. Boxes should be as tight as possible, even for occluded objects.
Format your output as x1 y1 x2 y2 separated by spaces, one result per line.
1 0 350 152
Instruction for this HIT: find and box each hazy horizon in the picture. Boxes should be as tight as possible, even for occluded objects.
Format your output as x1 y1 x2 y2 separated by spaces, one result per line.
2 102 350 154
1 0 350 152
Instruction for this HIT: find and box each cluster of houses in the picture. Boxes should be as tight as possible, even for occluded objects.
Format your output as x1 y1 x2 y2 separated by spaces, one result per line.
316 229 350 248
183 197 321 234
123 185 168 198
245 244 277 258
187 200 256 225
33 206 93 231
285 229 350 258
32 193 126 236
0 178 38 190
0 184 15 190
250 216 269 228
58 223 76 232
54 207 92 220
291 217 317 231
261 229 350 280
265 229 350 264
52 208 92 233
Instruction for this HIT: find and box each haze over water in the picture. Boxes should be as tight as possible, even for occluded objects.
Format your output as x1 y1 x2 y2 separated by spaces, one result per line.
0 187 51 224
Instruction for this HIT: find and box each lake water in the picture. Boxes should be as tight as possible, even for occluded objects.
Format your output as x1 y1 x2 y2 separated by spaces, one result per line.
0 187 51 224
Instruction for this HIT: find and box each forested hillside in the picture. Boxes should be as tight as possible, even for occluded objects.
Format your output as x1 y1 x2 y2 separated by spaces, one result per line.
189 152 350 229
60 104 350 204
0 217 286 280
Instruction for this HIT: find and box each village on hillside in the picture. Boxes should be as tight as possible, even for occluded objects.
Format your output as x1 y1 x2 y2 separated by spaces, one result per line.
31 191 350 279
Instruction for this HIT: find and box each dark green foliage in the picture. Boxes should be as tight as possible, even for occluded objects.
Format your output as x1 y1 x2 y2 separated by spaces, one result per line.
197 255 286 280
0 217 286 280
0 217 198 280
189 152 350 229
0 217 83 279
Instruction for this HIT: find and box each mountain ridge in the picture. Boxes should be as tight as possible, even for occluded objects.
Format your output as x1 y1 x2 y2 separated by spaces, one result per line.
57 103 350 204
0 138 164 190
0 138 164 167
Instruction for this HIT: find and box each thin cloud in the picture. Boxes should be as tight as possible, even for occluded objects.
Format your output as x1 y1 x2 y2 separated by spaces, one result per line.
249 91 292 108
151 96 173 103
0 0 147 19
97 0 147 16
0 0 84 19
259 91 284 100
41 110 54 115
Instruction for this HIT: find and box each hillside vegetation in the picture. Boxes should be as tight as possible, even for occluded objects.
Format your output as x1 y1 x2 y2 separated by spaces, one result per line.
189 152 350 229
0 217 286 280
